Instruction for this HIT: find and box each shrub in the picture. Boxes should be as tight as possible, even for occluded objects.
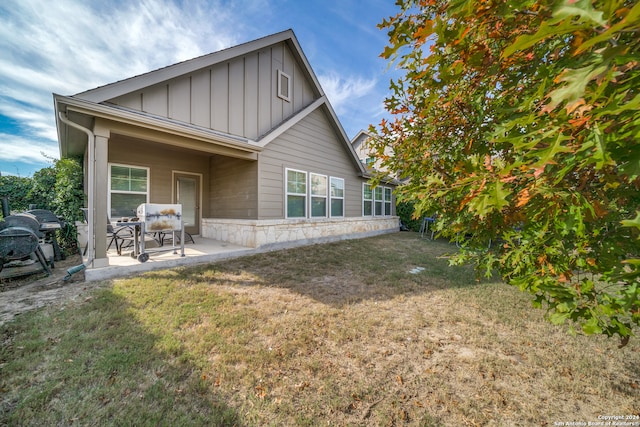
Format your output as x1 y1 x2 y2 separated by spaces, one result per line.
52 158 84 251
0 175 32 214
396 201 422 231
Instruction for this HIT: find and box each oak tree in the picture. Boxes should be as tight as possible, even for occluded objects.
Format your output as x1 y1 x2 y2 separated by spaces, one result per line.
370 0 640 342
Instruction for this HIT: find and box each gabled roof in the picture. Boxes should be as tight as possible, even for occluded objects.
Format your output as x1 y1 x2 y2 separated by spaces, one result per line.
351 129 373 151
55 29 367 175
74 29 323 103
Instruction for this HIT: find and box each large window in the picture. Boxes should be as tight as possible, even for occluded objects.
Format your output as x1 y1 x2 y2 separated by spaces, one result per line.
286 168 344 219
363 184 393 217
286 169 307 218
363 184 373 216
109 164 149 218
310 173 327 217
330 177 344 217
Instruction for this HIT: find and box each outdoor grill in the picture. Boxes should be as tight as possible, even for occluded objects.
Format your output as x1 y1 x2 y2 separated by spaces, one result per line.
0 213 53 275
123 203 185 262
26 209 65 261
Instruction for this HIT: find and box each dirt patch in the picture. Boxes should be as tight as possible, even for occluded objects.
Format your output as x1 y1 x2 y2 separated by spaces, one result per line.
0 252 98 326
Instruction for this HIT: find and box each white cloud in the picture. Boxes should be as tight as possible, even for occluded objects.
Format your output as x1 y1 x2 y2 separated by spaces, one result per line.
318 72 377 114
0 133 59 163
0 0 244 164
0 0 395 161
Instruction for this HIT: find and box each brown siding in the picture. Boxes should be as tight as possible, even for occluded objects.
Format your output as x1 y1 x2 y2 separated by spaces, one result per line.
169 77 190 122
142 85 167 116
113 92 141 110
211 63 229 132
258 108 367 219
191 69 210 127
244 54 259 138
108 136 211 217
228 59 244 135
209 155 258 219
258 49 272 136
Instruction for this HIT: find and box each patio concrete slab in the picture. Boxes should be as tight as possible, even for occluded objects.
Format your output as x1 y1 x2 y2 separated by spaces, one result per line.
84 237 256 282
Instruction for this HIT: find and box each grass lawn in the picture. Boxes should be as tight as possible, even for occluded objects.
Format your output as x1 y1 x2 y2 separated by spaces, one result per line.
1 232 638 426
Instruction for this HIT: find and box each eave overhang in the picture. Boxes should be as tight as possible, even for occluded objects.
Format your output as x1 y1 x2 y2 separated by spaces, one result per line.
54 94 261 160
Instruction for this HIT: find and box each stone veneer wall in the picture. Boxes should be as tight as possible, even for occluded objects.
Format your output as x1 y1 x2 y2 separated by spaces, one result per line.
201 217 399 249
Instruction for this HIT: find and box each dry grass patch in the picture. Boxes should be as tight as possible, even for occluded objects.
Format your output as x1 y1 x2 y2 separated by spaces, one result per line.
1 232 638 426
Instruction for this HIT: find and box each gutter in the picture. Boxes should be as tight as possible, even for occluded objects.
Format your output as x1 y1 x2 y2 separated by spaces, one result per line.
55 94 261 153
57 112 96 274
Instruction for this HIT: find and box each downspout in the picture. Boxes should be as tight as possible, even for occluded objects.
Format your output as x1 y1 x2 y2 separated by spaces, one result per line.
57 112 96 274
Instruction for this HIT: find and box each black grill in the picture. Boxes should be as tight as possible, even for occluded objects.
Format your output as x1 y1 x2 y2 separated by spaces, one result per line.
0 213 55 276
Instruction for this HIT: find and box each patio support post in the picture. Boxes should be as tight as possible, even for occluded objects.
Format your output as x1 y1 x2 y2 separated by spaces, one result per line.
92 125 110 267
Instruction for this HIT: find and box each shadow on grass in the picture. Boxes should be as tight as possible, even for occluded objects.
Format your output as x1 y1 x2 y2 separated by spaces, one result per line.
0 287 242 426
139 232 488 308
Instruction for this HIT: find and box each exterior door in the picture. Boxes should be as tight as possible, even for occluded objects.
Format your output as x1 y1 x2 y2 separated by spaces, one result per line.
174 172 201 235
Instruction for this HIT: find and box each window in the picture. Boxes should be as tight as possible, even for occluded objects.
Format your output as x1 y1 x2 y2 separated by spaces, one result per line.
286 169 345 219
278 69 291 102
374 186 384 216
109 164 149 218
363 184 373 216
384 187 392 216
286 169 306 218
310 173 327 217
330 177 344 217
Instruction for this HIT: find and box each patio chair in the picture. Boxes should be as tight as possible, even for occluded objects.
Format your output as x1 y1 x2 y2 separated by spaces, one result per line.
157 229 194 246
107 221 138 255
419 216 437 240
112 219 166 255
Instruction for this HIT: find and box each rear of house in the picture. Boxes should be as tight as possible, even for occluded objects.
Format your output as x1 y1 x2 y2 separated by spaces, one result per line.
54 30 397 270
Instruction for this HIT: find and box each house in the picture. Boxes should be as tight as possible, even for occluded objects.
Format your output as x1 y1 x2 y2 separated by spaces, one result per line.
54 30 398 272
352 130 384 172
352 130 403 181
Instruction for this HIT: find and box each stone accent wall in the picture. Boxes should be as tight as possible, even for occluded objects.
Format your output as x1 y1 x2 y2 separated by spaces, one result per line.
201 217 399 248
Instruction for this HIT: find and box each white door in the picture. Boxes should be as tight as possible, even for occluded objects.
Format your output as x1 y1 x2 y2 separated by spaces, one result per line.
174 173 200 235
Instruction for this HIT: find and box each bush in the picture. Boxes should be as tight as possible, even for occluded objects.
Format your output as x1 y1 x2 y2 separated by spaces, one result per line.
0 158 84 253
29 166 57 210
52 158 84 251
0 175 32 215
396 201 423 231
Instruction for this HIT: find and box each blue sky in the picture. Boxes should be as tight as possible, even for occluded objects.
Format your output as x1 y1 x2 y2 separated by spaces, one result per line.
0 0 401 177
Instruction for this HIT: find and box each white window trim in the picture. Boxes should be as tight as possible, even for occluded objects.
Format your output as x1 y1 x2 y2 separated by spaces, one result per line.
310 173 328 218
277 69 291 102
363 183 373 217
374 186 384 216
108 163 150 218
285 168 307 219
330 177 345 218
384 187 393 216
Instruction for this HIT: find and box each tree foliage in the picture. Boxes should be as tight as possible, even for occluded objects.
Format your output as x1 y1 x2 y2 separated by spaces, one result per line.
29 166 57 210
0 175 32 214
370 0 640 342
51 158 84 249
397 200 423 231
0 158 84 251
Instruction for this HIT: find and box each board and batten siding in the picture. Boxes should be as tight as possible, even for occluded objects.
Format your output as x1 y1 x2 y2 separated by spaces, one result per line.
107 42 316 141
258 108 367 220
107 136 211 217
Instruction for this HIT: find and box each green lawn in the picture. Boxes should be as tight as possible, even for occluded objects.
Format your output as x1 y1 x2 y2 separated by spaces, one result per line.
1 232 638 426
